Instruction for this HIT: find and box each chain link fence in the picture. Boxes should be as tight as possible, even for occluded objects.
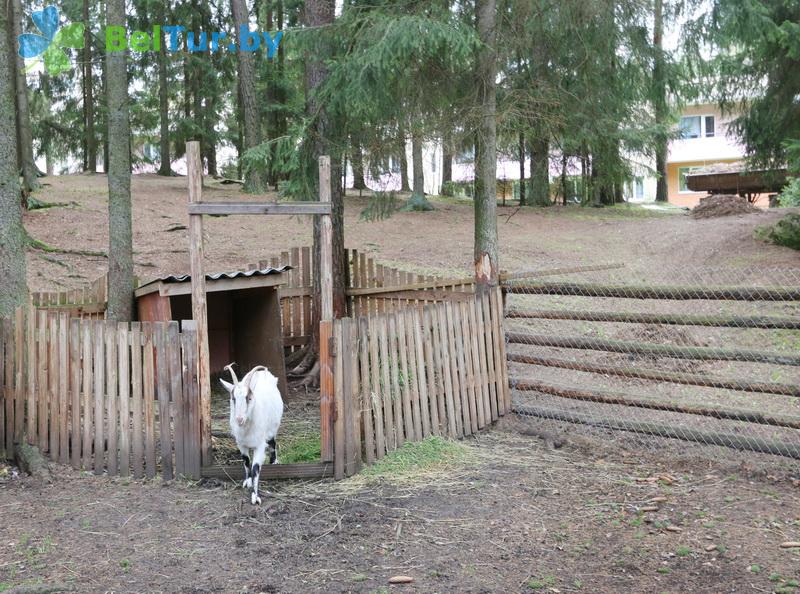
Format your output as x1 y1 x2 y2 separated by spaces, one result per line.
504 264 800 462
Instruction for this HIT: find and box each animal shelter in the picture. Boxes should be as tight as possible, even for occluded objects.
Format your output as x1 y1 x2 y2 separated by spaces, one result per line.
134 267 290 397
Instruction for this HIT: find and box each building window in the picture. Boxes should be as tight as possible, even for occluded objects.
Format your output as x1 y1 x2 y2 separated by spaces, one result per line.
634 177 644 200
678 166 701 192
680 115 715 139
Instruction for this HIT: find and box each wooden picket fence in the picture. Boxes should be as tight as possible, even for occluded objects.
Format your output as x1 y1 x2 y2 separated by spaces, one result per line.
0 309 201 480
331 288 510 479
29 274 109 319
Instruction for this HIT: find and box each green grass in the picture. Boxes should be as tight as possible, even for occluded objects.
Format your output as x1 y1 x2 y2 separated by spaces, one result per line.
359 436 469 479
279 433 322 464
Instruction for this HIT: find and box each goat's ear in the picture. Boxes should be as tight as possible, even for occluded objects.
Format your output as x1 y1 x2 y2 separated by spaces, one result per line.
219 378 234 393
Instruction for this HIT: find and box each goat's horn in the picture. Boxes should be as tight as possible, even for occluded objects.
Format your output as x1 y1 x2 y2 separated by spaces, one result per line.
224 363 239 384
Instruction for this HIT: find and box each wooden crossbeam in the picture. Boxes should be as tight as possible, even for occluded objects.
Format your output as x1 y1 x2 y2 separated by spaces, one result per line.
188 202 332 216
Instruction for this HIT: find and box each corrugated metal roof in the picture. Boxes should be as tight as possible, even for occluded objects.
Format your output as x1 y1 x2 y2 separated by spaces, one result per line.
138 266 291 289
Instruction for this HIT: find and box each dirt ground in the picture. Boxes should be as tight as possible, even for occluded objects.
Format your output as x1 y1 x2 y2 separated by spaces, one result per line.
6 174 800 593
1 422 799 594
22 173 800 292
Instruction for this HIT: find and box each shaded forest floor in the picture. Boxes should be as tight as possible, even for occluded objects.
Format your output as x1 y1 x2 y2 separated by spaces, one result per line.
1 422 799 594
22 173 799 292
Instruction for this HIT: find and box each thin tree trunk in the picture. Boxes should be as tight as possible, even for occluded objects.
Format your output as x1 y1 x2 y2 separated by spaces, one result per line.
398 122 410 192
351 138 366 190
157 10 171 176
653 0 668 202
560 152 568 205
474 0 498 291
232 0 267 194
442 128 453 185
411 130 424 196
106 0 134 321
10 0 38 194
83 0 97 173
518 131 526 205
101 55 109 172
530 136 550 205
303 0 346 379
0 0 27 315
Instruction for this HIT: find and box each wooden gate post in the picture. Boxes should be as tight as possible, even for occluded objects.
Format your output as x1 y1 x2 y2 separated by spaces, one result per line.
187 141 212 466
318 156 335 463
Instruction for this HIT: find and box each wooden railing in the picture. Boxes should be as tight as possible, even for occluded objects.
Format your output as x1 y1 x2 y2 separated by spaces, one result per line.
330 288 510 479
0 309 200 479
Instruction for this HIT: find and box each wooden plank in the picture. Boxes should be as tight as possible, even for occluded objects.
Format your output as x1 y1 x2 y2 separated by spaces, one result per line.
202 462 333 480
281 250 291 346
166 323 183 477
93 321 105 473
449 302 471 435
142 323 157 478
180 328 201 480
301 246 311 341
14 308 24 447
376 265 386 314
378 315 395 452
319 320 334 463
36 312 47 453
130 322 144 479
460 300 480 433
26 307 36 443
0 320 7 458
358 317 375 465
412 309 431 438
333 319 345 480
68 320 81 468
444 303 464 437
57 314 69 463
468 299 489 429
187 202 332 216
437 304 458 438
388 314 405 447
80 321 92 469
422 307 442 436
403 310 423 440
395 312 415 442
187 142 212 467
366 289 473 302
367 316 385 458
319 157 334 323
480 294 499 422
343 318 361 476
366 256 376 317
118 323 130 477
346 276 477 297
431 305 448 435
155 324 173 480
106 322 118 475
491 288 511 413
351 249 360 318
290 247 302 348
48 315 59 461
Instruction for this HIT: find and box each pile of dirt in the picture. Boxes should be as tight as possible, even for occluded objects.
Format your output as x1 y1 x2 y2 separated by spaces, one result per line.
691 194 761 219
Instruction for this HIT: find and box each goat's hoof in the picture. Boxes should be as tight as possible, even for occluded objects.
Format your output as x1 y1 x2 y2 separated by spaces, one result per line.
251 493 261 505
243 478 252 489
272 458 279 465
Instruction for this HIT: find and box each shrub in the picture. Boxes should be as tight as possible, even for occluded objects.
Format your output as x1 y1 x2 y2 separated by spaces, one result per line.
755 213 800 250
778 177 800 207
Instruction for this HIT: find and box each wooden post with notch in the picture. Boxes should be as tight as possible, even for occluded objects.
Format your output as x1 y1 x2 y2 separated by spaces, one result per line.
318 156 335 463
187 141 212 466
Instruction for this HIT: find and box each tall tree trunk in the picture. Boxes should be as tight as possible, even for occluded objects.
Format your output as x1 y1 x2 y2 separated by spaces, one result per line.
518 131 526 205
560 152 568 206
530 136 550 205
101 55 109 172
398 122 410 192
302 0 345 380
0 1 27 315
442 128 453 185
40 72 53 176
474 0 498 291
351 138 366 190
157 12 171 176
83 0 97 173
236 81 244 180
232 0 267 194
106 0 134 321
10 0 38 194
653 0 668 202
411 130 424 196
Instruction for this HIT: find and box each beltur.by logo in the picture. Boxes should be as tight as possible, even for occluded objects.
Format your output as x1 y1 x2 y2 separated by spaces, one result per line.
17 6 84 75
106 25 283 56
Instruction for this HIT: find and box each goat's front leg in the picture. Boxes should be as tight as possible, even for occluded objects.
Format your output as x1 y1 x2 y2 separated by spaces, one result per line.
250 443 267 505
239 446 252 489
268 438 278 465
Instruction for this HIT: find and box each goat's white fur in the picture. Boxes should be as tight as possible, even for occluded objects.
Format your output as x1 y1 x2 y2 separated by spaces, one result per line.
220 364 283 505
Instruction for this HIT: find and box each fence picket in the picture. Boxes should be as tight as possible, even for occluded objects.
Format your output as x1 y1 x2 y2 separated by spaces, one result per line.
367 316 385 458
48 315 59 461
58 314 69 464
93 321 105 473
26 308 36 443
358 317 375 465
403 310 423 440
81 321 93 469
14 308 24 446
130 323 143 478
142 323 157 478
118 323 130 477
106 322 118 475
155 324 173 480
378 315 395 452
1 319 7 458
167 323 183 477
69 320 81 468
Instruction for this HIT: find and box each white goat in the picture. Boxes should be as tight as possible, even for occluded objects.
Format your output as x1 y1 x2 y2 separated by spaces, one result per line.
220 363 284 505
